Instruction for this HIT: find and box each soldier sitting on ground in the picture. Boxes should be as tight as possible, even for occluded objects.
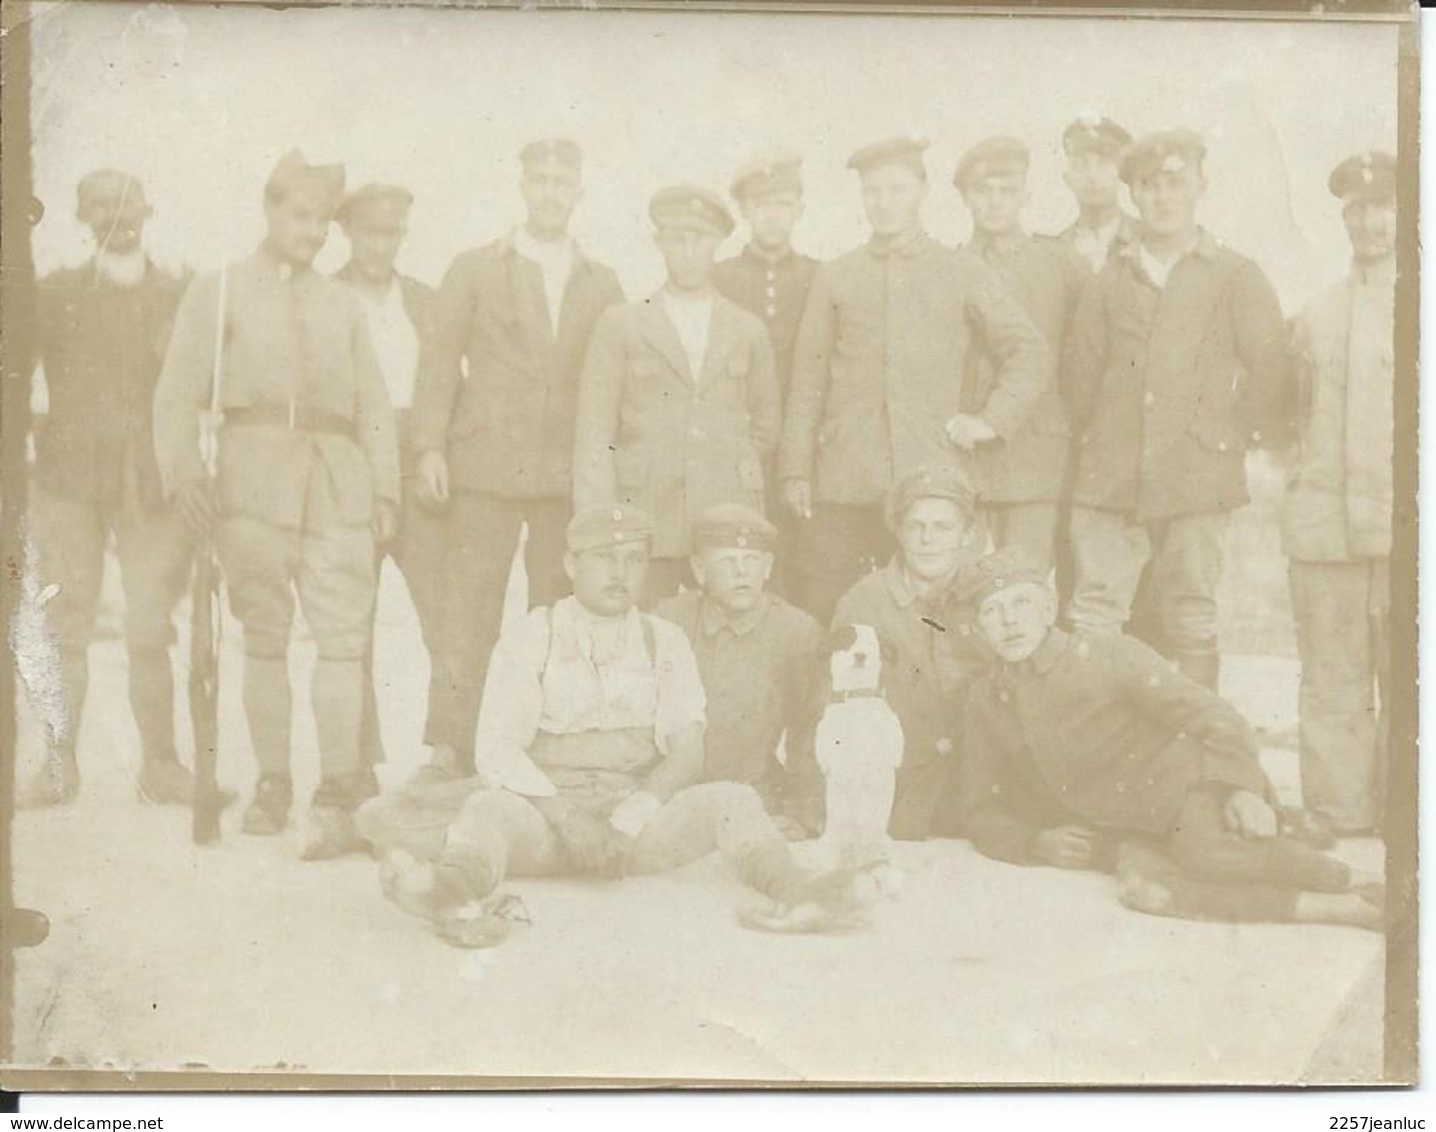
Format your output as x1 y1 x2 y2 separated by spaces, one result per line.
356 504 866 947
960 546 1384 932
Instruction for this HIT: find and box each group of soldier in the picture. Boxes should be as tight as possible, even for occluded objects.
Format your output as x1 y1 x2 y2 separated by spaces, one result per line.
20 113 1396 940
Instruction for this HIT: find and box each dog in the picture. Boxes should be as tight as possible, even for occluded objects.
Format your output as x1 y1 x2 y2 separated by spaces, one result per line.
812 624 905 880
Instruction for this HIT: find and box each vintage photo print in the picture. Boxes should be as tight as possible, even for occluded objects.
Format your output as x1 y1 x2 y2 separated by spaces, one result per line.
0 0 1416 1089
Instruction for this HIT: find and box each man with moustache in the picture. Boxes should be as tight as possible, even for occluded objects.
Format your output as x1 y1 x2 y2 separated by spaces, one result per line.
21 170 193 807
573 186 780 607
1055 114 1139 273
1064 130 1287 691
1282 151 1398 838
334 183 439 786
654 503 824 827
410 139 624 784
154 151 400 858
779 134 1046 623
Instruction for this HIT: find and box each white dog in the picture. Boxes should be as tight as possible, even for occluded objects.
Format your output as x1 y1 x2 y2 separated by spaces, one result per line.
813 624 905 881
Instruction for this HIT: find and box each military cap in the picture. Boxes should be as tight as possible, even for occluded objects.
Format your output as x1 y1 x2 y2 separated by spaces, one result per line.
953 136 1030 190
1062 114 1132 158
692 502 778 552
1328 150 1396 203
730 150 803 202
649 184 735 237
884 464 977 531
566 504 657 554
847 133 930 177
1119 129 1206 185
965 545 1051 608
264 149 346 210
519 138 583 172
76 169 149 217
335 183 413 231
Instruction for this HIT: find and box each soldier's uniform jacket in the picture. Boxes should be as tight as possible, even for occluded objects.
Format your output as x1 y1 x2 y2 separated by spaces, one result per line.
154 247 400 531
1055 211 1140 274
1281 256 1395 562
831 560 990 839
966 232 1090 504
654 589 824 788
411 235 624 500
335 264 436 467
36 259 188 509
1063 230 1287 521
780 232 1047 507
712 245 819 396
960 628 1270 864
572 292 781 559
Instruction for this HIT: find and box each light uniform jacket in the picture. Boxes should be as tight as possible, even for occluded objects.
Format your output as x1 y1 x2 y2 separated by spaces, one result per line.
153 247 399 531
410 235 624 501
779 232 1047 508
573 291 781 559
1063 230 1287 521
965 231 1089 505
1281 257 1395 562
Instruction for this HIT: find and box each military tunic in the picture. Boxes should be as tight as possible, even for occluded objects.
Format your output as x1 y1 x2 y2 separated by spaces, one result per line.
712 244 819 395
1054 211 1140 274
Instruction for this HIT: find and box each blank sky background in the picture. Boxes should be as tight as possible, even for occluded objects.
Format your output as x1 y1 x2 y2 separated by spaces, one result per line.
28 3 1398 312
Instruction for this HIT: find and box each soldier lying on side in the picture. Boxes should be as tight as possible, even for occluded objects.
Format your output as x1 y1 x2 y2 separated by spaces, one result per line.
356 504 867 947
960 547 1384 931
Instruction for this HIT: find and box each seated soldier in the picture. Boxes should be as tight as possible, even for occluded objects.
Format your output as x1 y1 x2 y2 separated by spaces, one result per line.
356 504 863 946
653 503 825 832
830 465 990 840
960 547 1384 931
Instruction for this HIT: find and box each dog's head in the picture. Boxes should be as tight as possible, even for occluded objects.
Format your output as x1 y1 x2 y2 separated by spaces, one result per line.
824 623 894 697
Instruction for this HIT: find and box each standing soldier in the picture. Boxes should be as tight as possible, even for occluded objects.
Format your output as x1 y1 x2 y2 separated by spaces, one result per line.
953 137 1089 574
21 170 193 807
154 151 400 859
334 183 438 788
1055 114 1138 273
573 186 780 606
410 139 624 784
1064 130 1287 691
1283 151 1397 838
779 135 1047 623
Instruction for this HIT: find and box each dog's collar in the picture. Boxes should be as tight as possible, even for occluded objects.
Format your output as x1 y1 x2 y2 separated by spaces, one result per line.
828 688 885 704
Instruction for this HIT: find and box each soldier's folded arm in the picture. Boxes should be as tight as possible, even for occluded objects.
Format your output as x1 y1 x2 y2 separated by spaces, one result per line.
571 306 627 509
472 611 557 799
152 270 222 496
777 266 836 485
639 622 709 803
409 252 479 459
965 271 1048 441
1230 260 1290 447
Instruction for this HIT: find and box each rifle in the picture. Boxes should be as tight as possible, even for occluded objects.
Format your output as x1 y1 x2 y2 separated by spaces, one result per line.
191 263 227 844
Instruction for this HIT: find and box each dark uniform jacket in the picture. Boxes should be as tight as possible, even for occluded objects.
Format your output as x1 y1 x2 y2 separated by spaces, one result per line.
713 244 819 396
961 628 1271 865
411 235 624 500
780 232 1047 508
653 589 823 794
35 259 188 509
966 231 1089 505
831 559 991 839
334 264 436 470
572 292 781 559
1063 229 1287 521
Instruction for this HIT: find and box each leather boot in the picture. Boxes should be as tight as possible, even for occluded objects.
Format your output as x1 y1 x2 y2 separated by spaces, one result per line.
242 774 293 835
137 753 195 805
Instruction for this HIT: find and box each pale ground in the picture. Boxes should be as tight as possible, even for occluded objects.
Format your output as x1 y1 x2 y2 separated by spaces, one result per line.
8 526 1386 1085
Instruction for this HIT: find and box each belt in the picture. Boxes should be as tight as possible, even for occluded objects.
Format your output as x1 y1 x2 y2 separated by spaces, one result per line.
224 403 356 440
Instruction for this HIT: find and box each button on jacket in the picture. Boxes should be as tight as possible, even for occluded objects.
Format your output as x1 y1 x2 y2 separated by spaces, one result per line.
1281 257 1395 562
411 235 624 500
154 247 400 532
36 259 187 509
572 291 781 559
961 629 1271 864
713 244 819 395
780 232 1047 507
1063 230 1287 521
966 231 1089 504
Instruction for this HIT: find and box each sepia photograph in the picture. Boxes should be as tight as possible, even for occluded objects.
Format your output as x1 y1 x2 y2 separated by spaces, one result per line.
0 0 1417 1092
